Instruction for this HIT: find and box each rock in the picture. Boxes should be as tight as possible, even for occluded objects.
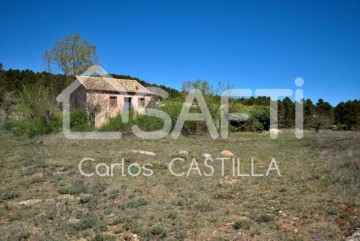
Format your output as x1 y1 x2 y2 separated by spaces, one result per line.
16 199 42 206
34 172 44 178
220 150 234 157
130 234 140 241
346 230 360 241
132 150 156 156
57 194 75 200
269 128 283 135
202 153 212 158
178 150 189 156
227 113 249 123
68 218 80 224
219 177 238 185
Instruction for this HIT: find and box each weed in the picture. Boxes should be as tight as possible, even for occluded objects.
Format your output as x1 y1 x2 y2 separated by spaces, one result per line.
118 199 147 210
79 195 93 204
232 220 251 230
0 191 19 202
195 202 214 212
46 211 56 220
254 214 273 223
58 181 88 195
91 233 116 241
72 213 107 231
150 225 167 238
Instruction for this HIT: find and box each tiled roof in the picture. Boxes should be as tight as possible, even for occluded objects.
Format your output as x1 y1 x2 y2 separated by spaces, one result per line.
75 75 152 94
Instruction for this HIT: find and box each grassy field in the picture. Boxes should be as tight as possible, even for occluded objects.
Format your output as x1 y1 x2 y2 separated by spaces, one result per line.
0 130 359 241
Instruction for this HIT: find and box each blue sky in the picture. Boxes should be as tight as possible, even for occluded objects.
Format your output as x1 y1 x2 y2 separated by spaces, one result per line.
0 0 359 105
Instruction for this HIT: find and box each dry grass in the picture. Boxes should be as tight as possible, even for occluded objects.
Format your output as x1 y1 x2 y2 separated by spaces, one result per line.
0 130 359 240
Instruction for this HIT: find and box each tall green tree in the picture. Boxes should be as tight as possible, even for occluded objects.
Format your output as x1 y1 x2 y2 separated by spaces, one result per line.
281 97 295 128
335 100 360 130
315 99 334 128
304 98 315 127
44 34 98 84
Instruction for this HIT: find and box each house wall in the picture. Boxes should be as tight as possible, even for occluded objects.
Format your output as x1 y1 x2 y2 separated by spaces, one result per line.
84 92 153 128
70 85 87 111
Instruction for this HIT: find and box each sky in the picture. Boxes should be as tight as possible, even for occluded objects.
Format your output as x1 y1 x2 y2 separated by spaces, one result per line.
0 0 359 106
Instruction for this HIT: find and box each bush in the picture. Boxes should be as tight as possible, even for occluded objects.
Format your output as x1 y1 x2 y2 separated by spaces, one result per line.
243 117 264 132
72 213 106 231
228 103 270 132
232 220 251 230
135 114 164 131
58 181 88 195
99 100 270 135
254 214 273 223
250 105 270 130
70 109 90 131
92 233 116 241
160 101 182 126
100 111 165 133
150 225 167 238
12 114 61 138
99 111 135 132
161 99 220 135
0 191 20 202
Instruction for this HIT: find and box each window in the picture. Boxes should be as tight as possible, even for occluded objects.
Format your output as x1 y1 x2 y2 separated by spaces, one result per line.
124 97 132 112
138 97 145 108
110 96 117 107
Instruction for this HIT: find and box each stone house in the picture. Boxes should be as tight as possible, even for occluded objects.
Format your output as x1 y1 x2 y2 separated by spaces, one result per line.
69 75 153 127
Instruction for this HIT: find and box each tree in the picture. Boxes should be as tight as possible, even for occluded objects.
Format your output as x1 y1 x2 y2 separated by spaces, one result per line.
315 99 334 129
335 100 360 130
181 80 213 96
17 84 58 122
44 34 98 84
0 92 17 128
304 99 315 127
281 97 295 128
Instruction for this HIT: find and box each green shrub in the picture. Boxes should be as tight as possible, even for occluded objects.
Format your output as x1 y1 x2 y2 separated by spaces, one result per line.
232 220 251 230
12 114 61 138
72 213 106 231
160 101 182 126
99 111 135 132
243 117 264 132
134 114 164 131
194 202 214 212
0 191 20 202
254 214 273 223
150 225 167 238
92 233 116 241
161 99 220 135
58 181 88 195
250 105 270 130
228 103 270 132
118 199 147 210
70 109 90 131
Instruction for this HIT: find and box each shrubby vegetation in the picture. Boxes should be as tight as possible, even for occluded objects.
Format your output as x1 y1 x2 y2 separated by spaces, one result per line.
99 111 164 133
70 109 90 131
0 33 359 137
1 65 359 137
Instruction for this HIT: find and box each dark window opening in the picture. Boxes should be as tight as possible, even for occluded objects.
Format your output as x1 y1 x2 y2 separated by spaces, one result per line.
139 98 145 108
110 96 117 107
124 97 132 112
